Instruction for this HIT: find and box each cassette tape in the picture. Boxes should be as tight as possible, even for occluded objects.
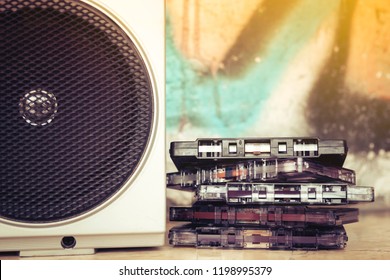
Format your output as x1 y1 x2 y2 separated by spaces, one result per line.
196 183 374 205
170 137 348 169
169 202 359 227
167 158 355 190
168 224 348 250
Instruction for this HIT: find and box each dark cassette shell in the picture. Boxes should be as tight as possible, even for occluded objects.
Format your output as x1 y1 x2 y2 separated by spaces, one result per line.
196 182 374 205
170 202 359 227
168 224 348 250
170 137 348 169
167 158 356 190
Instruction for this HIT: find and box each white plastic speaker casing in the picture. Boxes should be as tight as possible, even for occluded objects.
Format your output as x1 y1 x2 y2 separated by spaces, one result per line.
0 0 165 256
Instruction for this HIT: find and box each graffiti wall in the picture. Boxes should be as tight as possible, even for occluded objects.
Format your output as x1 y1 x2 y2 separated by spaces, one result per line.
166 0 390 205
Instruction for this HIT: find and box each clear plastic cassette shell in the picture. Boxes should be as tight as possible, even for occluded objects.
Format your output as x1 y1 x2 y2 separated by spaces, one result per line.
168 224 348 250
170 203 359 227
167 158 356 190
170 137 348 169
196 182 374 205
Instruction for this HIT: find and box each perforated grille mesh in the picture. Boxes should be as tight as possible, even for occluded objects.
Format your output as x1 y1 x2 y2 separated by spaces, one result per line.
0 0 154 223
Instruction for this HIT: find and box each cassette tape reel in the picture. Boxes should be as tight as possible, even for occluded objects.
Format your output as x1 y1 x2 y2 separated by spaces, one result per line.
0 0 165 256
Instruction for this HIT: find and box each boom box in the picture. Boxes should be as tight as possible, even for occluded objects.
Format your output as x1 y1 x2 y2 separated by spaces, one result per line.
0 0 165 256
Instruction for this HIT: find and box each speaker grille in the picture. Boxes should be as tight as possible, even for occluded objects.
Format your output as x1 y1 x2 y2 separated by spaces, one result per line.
0 0 154 223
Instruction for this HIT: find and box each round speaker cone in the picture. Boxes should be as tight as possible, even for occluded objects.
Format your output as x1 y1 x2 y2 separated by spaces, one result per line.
0 0 154 223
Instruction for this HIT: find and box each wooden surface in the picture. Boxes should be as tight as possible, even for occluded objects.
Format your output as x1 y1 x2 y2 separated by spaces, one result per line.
1 207 390 260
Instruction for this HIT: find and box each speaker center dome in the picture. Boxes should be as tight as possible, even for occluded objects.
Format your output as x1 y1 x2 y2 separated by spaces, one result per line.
19 89 58 126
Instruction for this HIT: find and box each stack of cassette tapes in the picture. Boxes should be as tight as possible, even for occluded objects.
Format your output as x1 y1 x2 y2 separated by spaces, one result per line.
167 137 374 250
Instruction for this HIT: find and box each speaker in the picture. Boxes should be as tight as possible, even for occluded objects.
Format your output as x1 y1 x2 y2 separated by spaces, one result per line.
0 0 165 256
